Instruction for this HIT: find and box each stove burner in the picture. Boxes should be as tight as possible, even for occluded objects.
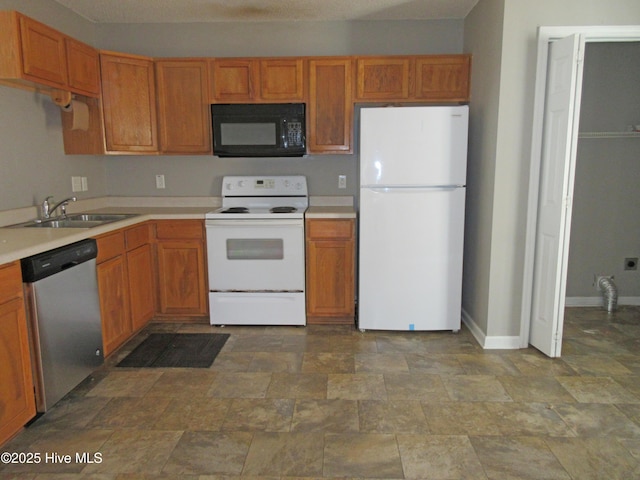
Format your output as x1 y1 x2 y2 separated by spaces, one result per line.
270 206 297 214
221 207 249 214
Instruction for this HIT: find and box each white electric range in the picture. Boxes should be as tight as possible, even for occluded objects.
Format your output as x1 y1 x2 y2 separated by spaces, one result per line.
205 176 308 326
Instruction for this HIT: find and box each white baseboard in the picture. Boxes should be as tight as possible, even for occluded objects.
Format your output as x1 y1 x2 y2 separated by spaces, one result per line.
461 309 521 350
565 296 640 307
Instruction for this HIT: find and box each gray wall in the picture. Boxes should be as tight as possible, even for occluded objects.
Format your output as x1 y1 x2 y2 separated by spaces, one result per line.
566 42 640 300
462 0 504 339
463 0 640 338
96 20 463 58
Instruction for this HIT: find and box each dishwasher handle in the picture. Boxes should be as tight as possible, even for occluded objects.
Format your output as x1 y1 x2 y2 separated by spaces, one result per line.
60 261 79 271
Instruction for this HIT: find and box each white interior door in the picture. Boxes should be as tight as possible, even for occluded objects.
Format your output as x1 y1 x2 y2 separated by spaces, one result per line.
529 34 585 357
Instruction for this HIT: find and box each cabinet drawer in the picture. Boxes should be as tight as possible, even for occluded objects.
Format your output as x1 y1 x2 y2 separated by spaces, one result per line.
125 223 150 250
155 220 203 240
0 261 23 304
306 219 353 240
95 231 125 263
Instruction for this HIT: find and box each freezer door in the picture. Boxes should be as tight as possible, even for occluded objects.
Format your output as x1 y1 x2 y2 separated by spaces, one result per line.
358 186 465 331
360 106 468 187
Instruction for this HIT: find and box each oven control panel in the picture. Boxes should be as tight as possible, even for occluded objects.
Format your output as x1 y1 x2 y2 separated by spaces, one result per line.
222 176 308 196
255 179 276 189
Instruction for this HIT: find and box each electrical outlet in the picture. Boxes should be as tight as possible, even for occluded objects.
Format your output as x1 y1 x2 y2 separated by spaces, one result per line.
625 257 638 271
156 174 166 189
71 176 83 192
338 175 347 189
81 177 88 191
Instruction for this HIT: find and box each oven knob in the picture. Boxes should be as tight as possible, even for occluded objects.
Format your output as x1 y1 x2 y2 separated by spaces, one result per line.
284 180 290 187
238 180 245 188
225 182 233 190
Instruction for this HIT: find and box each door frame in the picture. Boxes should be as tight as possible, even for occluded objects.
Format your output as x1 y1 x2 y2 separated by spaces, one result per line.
520 25 640 351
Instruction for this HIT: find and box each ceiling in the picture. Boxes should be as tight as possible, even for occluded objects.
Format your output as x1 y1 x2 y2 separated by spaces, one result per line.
53 0 480 23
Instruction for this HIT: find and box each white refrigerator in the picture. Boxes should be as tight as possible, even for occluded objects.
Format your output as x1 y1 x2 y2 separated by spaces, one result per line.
358 105 469 331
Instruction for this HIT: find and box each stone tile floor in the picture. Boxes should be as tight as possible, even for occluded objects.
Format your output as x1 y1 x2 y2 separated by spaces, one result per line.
1 306 640 479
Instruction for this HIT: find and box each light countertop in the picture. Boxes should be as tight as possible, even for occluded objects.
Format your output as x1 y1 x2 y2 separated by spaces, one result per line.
0 196 357 265
305 206 357 219
0 208 211 265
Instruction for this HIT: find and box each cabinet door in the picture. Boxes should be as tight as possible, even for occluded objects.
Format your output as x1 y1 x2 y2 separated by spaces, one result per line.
0 297 36 444
156 60 211 154
308 58 353 154
0 261 36 446
414 55 471 102
19 14 67 87
156 240 208 315
356 57 411 100
65 37 100 96
97 255 131 356
100 52 158 153
209 58 257 102
127 244 155 331
306 219 355 322
259 58 305 101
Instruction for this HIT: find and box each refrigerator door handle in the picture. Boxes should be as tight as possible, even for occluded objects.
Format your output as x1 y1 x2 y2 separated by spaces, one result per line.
362 185 465 191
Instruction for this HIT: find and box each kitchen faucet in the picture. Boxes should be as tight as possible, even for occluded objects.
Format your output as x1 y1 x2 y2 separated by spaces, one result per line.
42 196 77 219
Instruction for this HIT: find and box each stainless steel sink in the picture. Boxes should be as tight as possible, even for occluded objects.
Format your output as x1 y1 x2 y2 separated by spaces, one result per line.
9 213 138 229
23 219 104 228
66 213 137 223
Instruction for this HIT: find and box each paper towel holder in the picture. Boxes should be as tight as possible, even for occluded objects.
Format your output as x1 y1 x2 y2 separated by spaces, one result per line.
49 89 73 109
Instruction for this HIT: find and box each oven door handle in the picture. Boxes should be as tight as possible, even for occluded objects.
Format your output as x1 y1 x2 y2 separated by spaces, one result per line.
206 219 303 227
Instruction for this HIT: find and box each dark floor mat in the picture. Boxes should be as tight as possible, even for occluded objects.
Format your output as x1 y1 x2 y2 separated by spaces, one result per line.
117 333 230 368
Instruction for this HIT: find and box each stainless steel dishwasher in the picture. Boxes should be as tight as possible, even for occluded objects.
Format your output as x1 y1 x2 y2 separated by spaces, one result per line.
21 238 104 412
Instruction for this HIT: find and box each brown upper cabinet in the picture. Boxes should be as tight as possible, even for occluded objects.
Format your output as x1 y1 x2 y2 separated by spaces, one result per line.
209 57 305 103
259 58 305 101
156 59 211 154
100 51 159 154
356 55 470 103
1 11 472 157
18 13 67 87
64 54 211 156
65 37 100 96
308 57 354 154
0 11 99 97
414 55 470 102
356 57 411 100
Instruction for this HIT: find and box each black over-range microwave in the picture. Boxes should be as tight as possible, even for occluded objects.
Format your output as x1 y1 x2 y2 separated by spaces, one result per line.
210 103 306 157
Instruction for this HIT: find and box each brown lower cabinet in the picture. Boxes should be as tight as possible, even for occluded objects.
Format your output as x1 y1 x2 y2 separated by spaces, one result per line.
305 218 356 324
96 250 131 355
154 220 208 319
127 243 155 330
95 222 155 356
97 219 208 354
0 261 36 445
